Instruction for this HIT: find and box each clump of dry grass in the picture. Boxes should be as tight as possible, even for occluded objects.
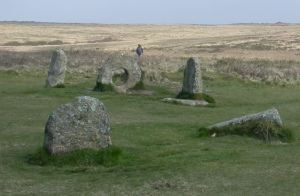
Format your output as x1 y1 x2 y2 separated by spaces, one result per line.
3 40 64 46
209 58 300 85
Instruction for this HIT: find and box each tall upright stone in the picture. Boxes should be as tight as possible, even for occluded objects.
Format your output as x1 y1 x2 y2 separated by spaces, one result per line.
163 57 212 106
46 49 67 87
181 57 203 94
96 63 113 85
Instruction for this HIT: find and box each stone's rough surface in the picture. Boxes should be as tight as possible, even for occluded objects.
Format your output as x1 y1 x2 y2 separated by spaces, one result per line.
44 96 111 155
162 98 209 106
209 108 283 129
182 57 203 94
96 63 113 85
46 49 67 87
96 55 142 93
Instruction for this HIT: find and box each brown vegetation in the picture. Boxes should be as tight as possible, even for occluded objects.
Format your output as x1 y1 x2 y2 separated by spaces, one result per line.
1 22 300 84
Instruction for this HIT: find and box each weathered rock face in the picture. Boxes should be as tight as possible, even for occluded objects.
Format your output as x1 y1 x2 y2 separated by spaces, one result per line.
209 108 283 129
181 58 203 94
96 63 113 85
44 96 111 154
96 55 142 93
46 49 67 87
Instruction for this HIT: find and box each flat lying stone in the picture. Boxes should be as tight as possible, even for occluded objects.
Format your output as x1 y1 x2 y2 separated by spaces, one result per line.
209 108 283 129
127 90 154 96
162 98 209 106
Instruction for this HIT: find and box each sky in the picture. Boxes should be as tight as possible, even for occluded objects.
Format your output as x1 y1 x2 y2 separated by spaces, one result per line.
0 0 299 24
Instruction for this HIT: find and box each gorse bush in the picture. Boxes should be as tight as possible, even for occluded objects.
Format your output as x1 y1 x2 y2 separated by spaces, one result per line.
198 120 294 143
27 147 122 167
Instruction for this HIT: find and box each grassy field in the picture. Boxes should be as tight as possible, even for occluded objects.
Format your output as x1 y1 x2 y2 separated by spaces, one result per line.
1 70 300 195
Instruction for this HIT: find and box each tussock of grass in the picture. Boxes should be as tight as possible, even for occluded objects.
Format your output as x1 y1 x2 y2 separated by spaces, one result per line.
198 121 294 143
176 91 216 104
3 40 64 46
54 84 65 88
211 58 300 85
27 147 122 167
93 83 114 92
130 81 146 90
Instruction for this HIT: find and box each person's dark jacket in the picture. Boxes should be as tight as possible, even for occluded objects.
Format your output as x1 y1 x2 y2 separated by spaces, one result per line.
136 47 143 56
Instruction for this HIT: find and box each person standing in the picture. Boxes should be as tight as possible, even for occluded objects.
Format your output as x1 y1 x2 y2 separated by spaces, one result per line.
136 44 144 60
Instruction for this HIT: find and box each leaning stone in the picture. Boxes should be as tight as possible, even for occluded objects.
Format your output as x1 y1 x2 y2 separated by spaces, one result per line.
46 49 67 87
181 57 203 94
162 98 209 106
209 108 283 129
44 96 111 155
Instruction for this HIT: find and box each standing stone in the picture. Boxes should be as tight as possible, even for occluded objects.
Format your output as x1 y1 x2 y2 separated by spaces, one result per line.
44 96 112 154
46 49 67 87
181 57 203 94
96 63 113 85
95 55 142 93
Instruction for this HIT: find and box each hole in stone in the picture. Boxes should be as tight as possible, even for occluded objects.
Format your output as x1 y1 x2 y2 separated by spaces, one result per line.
112 69 129 86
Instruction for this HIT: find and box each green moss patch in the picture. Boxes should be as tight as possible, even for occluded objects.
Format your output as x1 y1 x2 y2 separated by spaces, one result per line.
27 147 122 167
176 91 216 104
198 120 294 143
93 83 114 92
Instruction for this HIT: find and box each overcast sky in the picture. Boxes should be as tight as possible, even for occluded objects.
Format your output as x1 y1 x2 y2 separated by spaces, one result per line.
1 0 299 24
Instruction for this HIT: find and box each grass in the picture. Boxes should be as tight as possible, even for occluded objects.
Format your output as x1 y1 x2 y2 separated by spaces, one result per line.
93 82 114 92
130 81 146 90
53 83 66 88
1 71 300 195
176 91 216 104
198 120 295 143
27 147 122 167
3 40 64 46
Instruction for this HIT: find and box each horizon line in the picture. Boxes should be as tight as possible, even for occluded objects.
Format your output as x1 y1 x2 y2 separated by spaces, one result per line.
0 20 298 26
